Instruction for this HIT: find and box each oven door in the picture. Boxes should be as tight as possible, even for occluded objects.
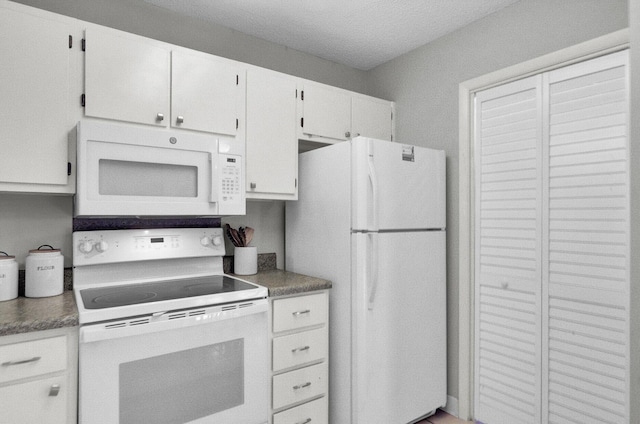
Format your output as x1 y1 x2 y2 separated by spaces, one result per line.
78 300 268 424
75 120 245 217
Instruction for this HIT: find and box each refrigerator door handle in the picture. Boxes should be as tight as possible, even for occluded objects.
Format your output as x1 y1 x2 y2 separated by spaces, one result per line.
367 141 379 232
367 232 379 310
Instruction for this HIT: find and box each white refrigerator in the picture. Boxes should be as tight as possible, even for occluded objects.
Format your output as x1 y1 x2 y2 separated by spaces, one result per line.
285 137 447 424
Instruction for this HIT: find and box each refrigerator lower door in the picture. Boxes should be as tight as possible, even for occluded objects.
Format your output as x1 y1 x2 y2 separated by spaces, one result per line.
352 230 447 423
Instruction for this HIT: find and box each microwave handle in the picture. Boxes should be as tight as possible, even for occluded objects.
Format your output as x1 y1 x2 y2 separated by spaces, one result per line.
209 152 218 203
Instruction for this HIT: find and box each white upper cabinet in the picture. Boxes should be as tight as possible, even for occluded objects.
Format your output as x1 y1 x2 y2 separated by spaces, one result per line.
84 26 170 127
171 50 240 135
0 2 76 193
351 95 394 141
84 26 242 136
246 68 298 200
299 83 351 143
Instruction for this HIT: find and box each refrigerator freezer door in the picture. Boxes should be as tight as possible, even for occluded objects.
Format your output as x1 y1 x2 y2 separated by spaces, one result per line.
352 137 446 231
352 230 447 423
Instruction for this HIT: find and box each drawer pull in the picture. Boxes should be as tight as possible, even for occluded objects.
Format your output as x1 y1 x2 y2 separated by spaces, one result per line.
49 384 61 397
293 381 312 390
291 345 311 353
296 419 312 424
292 309 311 317
2 356 41 366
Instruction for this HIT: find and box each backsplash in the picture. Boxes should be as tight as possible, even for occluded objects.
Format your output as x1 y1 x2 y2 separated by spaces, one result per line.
13 253 277 296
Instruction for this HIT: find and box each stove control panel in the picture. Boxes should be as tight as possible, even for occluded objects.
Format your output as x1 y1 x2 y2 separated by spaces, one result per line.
73 228 226 266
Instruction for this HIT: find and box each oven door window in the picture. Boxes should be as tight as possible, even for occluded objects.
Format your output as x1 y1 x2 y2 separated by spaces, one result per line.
119 339 243 424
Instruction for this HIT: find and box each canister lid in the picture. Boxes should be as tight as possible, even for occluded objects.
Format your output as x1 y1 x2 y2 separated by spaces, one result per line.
0 251 15 260
28 245 61 254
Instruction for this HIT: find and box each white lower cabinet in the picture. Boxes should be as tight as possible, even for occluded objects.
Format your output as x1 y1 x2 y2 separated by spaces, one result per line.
273 396 328 424
0 327 78 424
270 291 329 424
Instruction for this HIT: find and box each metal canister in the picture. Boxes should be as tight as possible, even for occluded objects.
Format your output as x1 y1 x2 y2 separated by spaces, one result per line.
0 252 18 301
25 245 63 298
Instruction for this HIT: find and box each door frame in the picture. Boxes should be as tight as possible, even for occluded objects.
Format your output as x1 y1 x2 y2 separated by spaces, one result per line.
456 29 629 421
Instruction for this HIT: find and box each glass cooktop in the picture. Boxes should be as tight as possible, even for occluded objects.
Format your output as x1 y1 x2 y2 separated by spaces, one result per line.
80 275 256 310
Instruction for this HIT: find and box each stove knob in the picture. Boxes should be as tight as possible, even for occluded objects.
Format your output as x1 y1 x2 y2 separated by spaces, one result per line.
95 241 109 253
212 236 223 246
200 236 211 247
78 241 93 254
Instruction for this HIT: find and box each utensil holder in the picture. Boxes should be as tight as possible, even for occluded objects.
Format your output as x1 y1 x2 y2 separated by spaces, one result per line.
234 246 257 275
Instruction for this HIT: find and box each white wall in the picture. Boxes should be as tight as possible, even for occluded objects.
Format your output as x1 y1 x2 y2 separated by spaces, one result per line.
366 0 628 407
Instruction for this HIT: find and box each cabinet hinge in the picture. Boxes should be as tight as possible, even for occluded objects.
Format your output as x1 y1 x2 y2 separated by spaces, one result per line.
67 162 72 176
301 90 304 101
81 94 85 107
68 35 72 49
295 178 297 188
295 89 298 99
300 117 304 128
81 38 86 52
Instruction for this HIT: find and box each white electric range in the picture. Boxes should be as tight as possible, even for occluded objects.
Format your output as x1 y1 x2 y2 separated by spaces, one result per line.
73 227 269 424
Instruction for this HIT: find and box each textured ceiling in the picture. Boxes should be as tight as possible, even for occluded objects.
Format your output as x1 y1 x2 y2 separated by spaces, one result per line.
143 0 522 70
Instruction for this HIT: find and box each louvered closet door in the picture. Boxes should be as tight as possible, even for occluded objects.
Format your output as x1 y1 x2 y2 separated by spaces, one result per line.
474 76 543 424
543 50 629 424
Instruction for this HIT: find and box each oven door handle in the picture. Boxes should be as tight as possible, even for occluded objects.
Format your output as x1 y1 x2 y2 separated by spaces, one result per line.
80 299 267 344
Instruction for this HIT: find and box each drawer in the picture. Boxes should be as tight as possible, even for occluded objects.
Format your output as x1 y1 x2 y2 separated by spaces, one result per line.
0 375 68 423
273 327 327 372
273 292 327 333
273 396 328 424
0 336 67 384
272 362 327 410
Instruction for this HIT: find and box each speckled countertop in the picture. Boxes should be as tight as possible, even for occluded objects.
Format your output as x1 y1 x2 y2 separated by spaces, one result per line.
0 253 330 337
234 269 332 297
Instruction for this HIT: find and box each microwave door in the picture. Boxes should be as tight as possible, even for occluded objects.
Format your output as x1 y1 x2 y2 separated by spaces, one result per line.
77 137 218 216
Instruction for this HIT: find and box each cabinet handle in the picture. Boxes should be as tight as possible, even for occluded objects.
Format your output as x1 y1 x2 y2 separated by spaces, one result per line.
291 345 310 353
345 131 351 138
49 384 61 397
2 356 41 366
156 113 164 122
295 419 312 424
250 182 257 189
292 309 311 317
176 115 184 124
293 381 312 390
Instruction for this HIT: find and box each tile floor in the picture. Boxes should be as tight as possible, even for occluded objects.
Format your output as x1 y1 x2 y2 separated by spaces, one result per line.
416 409 474 424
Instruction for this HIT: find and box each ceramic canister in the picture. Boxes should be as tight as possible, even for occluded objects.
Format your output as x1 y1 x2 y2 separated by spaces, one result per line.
0 252 18 301
25 245 64 298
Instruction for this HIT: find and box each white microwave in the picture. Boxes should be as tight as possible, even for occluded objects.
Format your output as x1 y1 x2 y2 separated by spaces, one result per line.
74 120 245 217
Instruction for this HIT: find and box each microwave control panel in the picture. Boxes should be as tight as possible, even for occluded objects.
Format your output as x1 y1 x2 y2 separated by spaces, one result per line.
218 154 244 214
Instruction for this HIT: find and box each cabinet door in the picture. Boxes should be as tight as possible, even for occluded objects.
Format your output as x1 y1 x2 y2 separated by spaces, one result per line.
0 375 68 424
351 96 393 141
300 83 351 142
0 5 71 187
171 50 239 135
84 26 169 126
246 69 297 199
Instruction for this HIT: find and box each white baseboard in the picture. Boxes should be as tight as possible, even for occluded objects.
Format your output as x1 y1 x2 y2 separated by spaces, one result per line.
443 395 459 418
